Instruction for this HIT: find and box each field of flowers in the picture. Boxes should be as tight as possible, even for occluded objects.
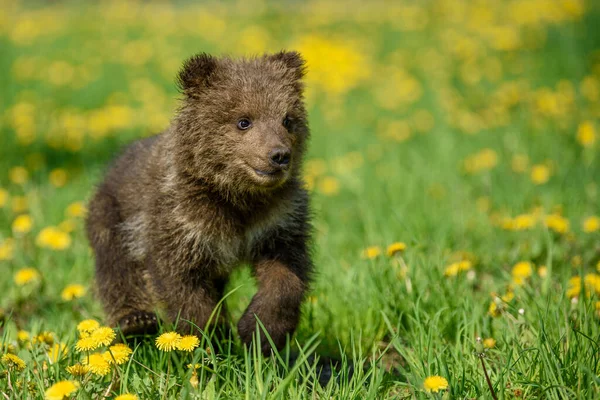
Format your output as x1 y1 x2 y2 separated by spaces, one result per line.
1 0 599 398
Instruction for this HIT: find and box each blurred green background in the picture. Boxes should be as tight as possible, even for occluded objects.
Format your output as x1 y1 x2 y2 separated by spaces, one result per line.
1 0 600 398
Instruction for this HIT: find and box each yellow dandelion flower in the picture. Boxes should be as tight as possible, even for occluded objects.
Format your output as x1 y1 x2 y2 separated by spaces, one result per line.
90 327 116 347
155 332 182 352
34 331 55 346
115 394 139 400
14 267 40 286
104 344 132 365
177 335 200 352
61 284 86 301
11 196 28 213
17 330 30 344
483 338 496 348
423 375 449 393
66 363 89 376
511 261 533 286
47 343 67 364
9 166 29 185
0 188 8 207
58 219 76 233
545 214 569 234
75 336 98 352
444 260 472 277
77 319 100 334
361 246 382 259
583 216 600 233
36 227 72 250
538 266 548 278
530 164 550 185
512 214 536 230
0 240 14 261
12 214 33 235
386 242 407 257
488 301 501 317
85 353 111 376
577 121 596 147
1 353 26 371
49 168 68 188
44 380 79 400
318 176 340 195
566 276 581 298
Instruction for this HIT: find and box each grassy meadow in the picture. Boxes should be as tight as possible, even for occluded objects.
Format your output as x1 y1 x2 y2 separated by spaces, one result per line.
1 0 600 398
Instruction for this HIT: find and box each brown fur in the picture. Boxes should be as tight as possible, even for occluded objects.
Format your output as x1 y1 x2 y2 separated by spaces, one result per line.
86 51 313 354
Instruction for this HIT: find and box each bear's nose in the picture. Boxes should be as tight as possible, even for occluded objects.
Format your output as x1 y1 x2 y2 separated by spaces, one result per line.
269 148 291 169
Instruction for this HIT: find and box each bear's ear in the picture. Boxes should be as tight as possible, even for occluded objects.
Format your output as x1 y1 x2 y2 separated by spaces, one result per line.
177 53 218 92
268 51 306 79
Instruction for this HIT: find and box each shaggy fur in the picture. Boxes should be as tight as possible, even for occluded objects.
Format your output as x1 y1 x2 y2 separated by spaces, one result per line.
86 51 313 354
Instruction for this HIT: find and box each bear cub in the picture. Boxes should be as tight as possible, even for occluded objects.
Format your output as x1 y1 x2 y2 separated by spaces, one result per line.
86 51 313 354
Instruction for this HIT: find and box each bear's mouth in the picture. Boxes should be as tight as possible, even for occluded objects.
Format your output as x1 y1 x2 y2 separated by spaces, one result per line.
253 168 281 177
244 163 288 187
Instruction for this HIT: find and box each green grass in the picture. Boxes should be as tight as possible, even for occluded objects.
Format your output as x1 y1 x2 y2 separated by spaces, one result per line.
1 0 600 398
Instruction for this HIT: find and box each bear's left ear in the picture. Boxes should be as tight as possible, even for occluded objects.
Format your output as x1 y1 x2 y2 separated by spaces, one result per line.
268 51 306 80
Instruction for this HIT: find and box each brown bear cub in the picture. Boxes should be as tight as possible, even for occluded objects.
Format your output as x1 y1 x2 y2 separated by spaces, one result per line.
86 51 313 354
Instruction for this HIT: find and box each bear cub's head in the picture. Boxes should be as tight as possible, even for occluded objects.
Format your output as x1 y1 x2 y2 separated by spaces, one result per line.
173 51 308 194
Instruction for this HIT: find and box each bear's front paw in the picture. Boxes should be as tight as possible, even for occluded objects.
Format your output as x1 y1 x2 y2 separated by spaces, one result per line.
237 309 298 355
118 311 159 337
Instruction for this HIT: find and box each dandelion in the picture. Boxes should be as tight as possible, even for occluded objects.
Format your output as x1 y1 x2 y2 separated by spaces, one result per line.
583 216 600 233
511 261 533 285
85 353 111 376
75 336 97 352
444 260 472 277
176 335 200 352
155 332 182 351
12 214 33 234
318 176 340 195
545 214 569 234
386 242 407 256
115 394 139 400
0 188 8 207
577 121 596 147
77 319 100 334
361 246 382 259
47 343 67 363
538 266 548 278
103 344 132 365
483 338 496 348
61 284 86 301
66 363 89 376
35 332 55 346
36 226 72 250
2 353 26 371
530 164 550 184
9 166 29 185
44 380 79 400
49 168 68 187
90 327 116 347
0 239 15 261
423 375 449 393
17 330 30 344
14 267 40 286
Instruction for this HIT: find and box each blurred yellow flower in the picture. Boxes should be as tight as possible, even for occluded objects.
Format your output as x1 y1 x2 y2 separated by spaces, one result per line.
318 176 340 196
85 353 111 376
545 214 569 234
17 330 30 344
0 188 8 207
512 261 533 285
444 260 472 277
1 353 26 371
483 338 496 348
9 166 29 185
361 246 382 259
12 214 33 234
530 164 550 185
0 239 15 261
14 267 40 286
176 335 200 352
423 375 449 393
538 266 548 278
61 284 86 301
577 121 596 147
49 168 68 187
387 242 407 257
156 332 182 352
463 148 498 174
66 201 87 218
45 380 79 400
58 219 76 233
583 216 600 233
47 343 67 363
11 196 28 213
36 227 71 250
34 332 55 346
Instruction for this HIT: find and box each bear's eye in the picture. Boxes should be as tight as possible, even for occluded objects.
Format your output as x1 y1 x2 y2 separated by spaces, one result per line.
237 118 252 130
282 115 293 130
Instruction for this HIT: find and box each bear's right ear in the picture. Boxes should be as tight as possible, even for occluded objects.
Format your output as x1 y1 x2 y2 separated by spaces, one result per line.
177 53 217 92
